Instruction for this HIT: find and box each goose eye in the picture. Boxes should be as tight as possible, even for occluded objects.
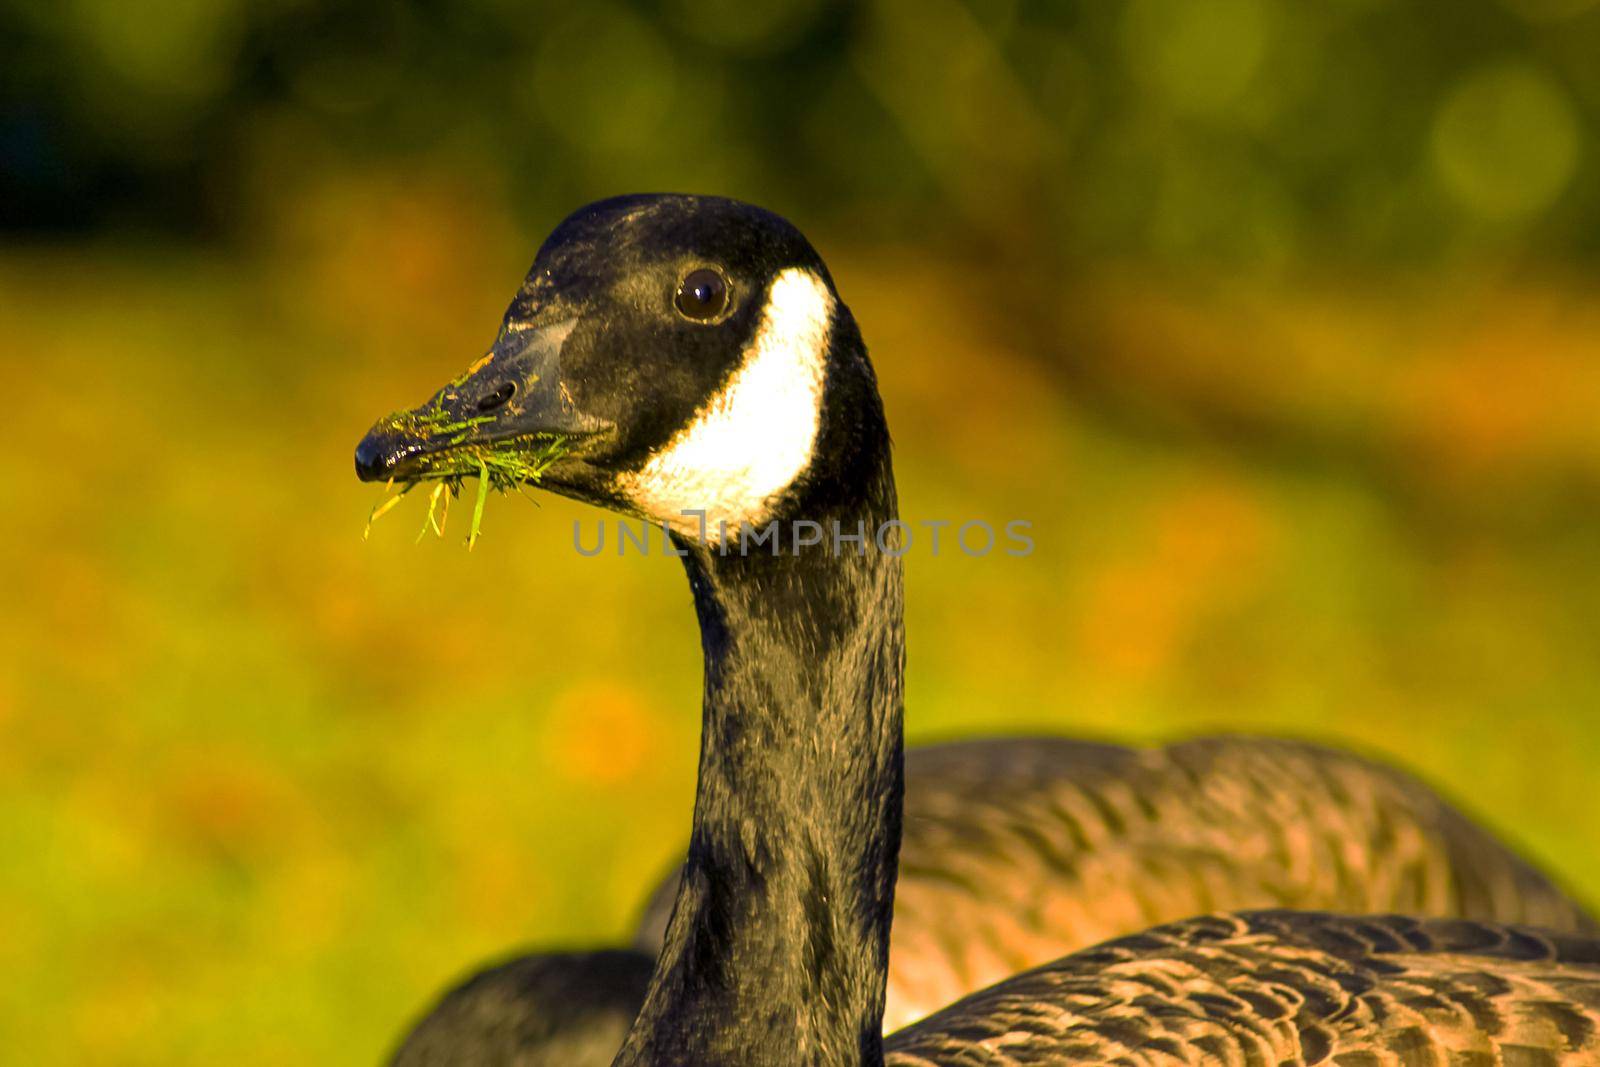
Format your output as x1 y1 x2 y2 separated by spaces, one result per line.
675 268 729 321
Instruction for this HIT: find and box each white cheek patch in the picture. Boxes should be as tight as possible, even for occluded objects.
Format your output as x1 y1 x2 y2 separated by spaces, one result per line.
618 267 834 542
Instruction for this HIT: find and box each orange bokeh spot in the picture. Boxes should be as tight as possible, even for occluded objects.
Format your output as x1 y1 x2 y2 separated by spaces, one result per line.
543 680 661 788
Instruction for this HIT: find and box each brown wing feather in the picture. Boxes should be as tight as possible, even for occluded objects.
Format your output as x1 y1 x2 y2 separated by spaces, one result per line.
881 735 1594 1030
884 911 1600 1066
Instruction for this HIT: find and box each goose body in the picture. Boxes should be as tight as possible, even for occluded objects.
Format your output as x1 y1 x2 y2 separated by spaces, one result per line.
358 194 1600 1065
635 734 1593 1033
395 736 1591 1065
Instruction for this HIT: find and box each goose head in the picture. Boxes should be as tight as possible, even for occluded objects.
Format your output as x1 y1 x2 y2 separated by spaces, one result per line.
354 194 886 544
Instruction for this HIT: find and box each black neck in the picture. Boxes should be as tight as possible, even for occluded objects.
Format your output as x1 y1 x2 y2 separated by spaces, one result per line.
613 445 905 1067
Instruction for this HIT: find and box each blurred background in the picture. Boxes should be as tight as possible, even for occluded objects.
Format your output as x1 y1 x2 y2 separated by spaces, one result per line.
3 0 1600 1062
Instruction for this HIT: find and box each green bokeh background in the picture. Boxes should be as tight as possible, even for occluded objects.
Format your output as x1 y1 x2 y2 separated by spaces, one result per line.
3 1 1600 1063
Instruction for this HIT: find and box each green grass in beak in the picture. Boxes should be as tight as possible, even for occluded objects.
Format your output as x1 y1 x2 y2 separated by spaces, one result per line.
362 435 569 549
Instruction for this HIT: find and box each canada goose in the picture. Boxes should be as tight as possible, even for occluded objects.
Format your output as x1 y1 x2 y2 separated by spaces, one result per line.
358 194 1600 1064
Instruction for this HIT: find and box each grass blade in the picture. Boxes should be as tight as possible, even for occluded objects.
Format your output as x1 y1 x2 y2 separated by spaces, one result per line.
467 456 490 550
363 481 415 540
417 482 449 542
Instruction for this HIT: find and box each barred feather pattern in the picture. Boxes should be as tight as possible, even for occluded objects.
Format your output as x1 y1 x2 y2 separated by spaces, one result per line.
883 910 1600 1065
636 736 1594 1033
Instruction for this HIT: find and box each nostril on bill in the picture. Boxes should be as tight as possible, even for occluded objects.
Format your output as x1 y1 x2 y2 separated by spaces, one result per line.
477 382 516 412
